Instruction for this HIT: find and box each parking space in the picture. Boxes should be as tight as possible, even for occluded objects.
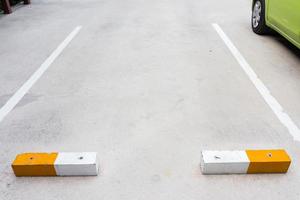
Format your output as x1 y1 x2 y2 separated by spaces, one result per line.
0 0 300 199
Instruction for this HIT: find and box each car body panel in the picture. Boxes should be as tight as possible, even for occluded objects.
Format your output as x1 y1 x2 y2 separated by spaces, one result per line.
261 0 300 48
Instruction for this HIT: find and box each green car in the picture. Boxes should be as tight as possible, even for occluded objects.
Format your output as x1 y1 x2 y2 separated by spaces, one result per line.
252 0 300 49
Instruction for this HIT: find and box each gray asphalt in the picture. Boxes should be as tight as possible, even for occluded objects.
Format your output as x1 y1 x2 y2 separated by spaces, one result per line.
1 0 300 199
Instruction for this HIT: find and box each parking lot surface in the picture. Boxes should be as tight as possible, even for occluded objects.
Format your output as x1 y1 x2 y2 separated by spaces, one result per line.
0 0 300 199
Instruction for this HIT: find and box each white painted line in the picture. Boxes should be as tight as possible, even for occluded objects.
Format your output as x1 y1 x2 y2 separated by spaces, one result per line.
212 23 300 141
54 152 99 176
0 26 82 123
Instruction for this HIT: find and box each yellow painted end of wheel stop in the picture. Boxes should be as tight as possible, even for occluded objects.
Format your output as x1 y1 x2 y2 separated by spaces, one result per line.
12 153 58 176
246 149 291 173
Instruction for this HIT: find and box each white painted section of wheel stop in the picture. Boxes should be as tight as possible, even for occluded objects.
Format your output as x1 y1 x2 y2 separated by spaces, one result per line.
54 152 99 176
201 151 250 174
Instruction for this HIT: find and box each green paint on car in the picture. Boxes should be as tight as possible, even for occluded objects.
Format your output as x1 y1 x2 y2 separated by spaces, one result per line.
252 0 300 49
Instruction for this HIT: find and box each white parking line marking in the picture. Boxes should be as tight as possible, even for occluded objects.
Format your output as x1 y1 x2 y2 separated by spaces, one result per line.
0 26 82 123
212 23 300 141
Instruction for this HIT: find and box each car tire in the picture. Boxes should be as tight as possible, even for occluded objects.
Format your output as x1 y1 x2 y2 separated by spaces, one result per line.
252 0 269 34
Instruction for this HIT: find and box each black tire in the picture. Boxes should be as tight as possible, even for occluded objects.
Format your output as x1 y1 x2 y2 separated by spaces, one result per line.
252 0 269 35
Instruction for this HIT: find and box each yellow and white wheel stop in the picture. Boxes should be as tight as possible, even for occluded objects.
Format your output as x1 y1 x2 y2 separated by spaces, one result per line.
200 149 291 174
12 152 99 176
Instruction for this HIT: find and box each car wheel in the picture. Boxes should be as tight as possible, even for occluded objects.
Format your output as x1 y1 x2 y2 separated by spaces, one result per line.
252 0 269 34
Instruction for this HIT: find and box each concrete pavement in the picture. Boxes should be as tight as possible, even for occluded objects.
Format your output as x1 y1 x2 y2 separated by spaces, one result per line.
0 0 300 199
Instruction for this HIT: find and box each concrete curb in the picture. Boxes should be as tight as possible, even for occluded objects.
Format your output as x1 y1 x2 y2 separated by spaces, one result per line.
12 152 99 176
200 149 291 174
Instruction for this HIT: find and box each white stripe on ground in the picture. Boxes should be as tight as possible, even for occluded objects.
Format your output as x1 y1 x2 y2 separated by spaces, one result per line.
212 23 300 141
0 26 82 123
